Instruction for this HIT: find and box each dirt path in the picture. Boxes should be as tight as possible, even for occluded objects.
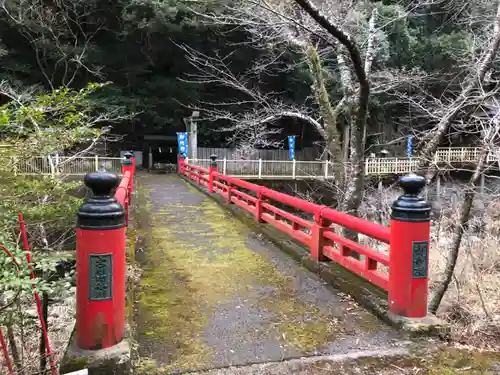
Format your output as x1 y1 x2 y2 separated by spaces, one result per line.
133 174 413 374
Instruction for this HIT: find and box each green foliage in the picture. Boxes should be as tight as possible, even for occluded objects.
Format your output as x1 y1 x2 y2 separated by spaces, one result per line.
0 82 111 155
0 83 115 328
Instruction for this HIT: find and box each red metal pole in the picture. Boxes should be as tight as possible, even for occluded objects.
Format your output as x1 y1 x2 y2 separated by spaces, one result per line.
0 328 14 375
0 246 17 375
18 214 57 375
389 174 431 318
76 169 126 350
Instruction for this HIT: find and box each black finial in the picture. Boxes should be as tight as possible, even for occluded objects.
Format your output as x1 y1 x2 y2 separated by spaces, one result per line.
77 170 125 229
210 154 217 168
122 152 133 166
391 173 431 222
399 174 426 196
84 170 119 197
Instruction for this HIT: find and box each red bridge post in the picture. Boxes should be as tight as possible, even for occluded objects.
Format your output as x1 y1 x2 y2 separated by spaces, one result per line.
208 154 217 193
121 153 133 225
255 187 264 223
311 207 331 261
76 170 126 350
178 153 186 175
389 174 431 318
128 151 136 198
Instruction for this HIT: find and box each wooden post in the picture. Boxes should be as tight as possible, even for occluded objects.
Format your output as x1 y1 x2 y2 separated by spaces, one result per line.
48 154 55 178
258 158 262 179
223 157 227 175
324 160 329 179
292 159 296 179
55 153 60 176
189 112 199 160
95 155 99 171
148 146 153 170
13 156 17 177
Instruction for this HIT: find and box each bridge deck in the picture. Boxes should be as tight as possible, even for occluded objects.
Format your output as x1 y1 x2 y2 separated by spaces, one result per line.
134 175 407 374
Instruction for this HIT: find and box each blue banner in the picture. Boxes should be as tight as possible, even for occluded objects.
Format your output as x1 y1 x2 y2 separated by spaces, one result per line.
288 136 296 160
177 132 189 157
407 135 413 159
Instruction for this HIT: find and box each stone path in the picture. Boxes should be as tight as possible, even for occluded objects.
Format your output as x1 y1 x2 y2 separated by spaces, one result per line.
133 174 411 374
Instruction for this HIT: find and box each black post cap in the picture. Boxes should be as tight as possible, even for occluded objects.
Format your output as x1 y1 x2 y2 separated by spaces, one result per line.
391 174 431 222
122 151 133 166
210 154 217 167
77 170 125 229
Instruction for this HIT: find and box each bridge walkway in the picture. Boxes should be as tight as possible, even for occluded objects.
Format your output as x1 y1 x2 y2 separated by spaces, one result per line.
133 174 409 374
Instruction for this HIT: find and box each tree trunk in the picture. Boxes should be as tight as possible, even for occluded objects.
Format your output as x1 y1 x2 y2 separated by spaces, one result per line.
428 149 487 314
418 2 500 177
7 326 24 375
294 0 371 219
39 292 49 374
305 44 343 182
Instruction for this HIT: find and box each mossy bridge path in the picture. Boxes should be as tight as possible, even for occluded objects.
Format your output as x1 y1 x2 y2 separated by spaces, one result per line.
132 175 413 374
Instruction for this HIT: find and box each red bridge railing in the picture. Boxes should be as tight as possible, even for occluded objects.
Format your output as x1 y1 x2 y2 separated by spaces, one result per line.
75 151 135 351
179 155 431 319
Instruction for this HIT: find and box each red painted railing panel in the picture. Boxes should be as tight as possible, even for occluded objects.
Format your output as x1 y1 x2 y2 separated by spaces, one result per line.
320 208 390 243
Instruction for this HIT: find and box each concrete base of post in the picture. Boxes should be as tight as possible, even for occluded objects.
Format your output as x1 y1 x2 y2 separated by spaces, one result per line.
386 312 450 337
60 325 131 375
181 174 451 338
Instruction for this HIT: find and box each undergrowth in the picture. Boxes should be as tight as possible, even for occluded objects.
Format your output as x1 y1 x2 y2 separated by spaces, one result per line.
358 179 500 350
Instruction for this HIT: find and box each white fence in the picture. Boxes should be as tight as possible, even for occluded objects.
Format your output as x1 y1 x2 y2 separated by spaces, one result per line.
188 147 500 179
195 147 319 161
14 155 123 177
190 158 330 179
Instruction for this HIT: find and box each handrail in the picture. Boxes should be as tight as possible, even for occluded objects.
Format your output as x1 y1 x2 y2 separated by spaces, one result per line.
115 171 131 205
179 157 432 318
320 208 390 243
181 159 390 288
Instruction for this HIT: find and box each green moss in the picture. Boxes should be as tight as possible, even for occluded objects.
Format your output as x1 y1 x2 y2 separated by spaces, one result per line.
345 347 500 374
429 347 499 373
132 176 351 372
131 176 500 375
199 200 344 352
60 355 89 374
